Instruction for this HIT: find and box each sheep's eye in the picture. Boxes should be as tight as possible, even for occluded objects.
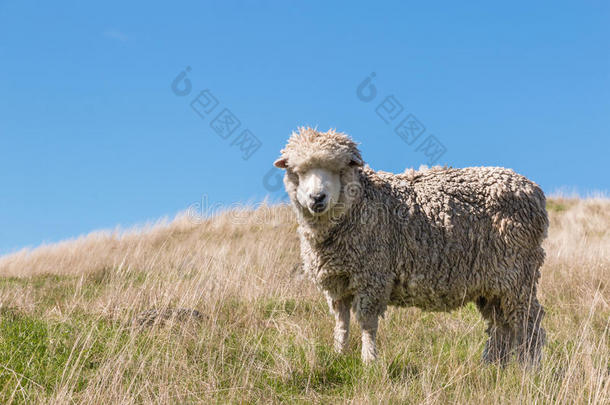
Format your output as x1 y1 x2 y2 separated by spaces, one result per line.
291 170 303 181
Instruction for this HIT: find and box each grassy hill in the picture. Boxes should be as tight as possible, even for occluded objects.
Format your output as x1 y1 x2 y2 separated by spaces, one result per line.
0 198 608 403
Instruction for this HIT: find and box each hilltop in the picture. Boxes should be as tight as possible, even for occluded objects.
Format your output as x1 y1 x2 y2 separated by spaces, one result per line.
0 198 607 403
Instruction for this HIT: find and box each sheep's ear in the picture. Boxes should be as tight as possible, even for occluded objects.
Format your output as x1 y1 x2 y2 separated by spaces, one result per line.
274 157 288 169
349 156 363 167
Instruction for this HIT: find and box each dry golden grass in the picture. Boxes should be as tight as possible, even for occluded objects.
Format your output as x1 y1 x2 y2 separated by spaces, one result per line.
0 198 607 403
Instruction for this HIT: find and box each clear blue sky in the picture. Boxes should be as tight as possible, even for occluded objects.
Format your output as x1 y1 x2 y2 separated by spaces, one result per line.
0 1 608 254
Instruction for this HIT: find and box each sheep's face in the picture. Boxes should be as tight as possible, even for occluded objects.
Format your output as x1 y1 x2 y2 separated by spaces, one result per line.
293 167 341 215
274 157 363 220
274 128 364 221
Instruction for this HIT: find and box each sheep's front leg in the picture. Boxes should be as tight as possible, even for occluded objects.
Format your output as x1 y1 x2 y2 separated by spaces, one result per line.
353 287 389 363
359 314 378 363
331 296 352 354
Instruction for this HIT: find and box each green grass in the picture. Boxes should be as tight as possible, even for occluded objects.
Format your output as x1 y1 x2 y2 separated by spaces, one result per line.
0 308 128 403
0 267 607 403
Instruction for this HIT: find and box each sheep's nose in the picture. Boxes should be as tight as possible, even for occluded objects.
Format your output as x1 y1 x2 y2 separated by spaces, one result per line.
310 192 327 204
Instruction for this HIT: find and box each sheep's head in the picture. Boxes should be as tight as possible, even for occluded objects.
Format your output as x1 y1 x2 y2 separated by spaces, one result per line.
274 127 364 219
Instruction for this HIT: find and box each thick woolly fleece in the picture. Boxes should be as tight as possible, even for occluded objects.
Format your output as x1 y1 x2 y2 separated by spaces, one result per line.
277 128 548 364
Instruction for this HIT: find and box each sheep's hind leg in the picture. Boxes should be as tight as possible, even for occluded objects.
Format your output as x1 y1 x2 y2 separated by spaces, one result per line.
331 296 352 354
477 296 512 365
512 297 546 366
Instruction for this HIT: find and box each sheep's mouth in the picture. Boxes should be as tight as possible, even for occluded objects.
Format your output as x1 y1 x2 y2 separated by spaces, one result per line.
309 202 328 214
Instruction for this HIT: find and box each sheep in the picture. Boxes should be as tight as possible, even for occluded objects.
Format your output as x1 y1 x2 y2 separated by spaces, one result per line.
274 127 548 365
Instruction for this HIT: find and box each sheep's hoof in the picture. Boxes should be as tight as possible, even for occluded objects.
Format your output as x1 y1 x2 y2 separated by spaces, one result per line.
362 355 377 364
361 350 377 364
334 343 348 354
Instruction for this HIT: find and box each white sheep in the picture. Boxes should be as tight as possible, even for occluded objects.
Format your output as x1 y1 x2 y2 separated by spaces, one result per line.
274 127 548 364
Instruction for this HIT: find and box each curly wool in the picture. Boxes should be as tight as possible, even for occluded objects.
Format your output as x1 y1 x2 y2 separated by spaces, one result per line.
279 128 548 364
278 127 363 170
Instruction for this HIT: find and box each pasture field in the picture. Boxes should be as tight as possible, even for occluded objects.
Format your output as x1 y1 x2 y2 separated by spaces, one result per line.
0 198 607 403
